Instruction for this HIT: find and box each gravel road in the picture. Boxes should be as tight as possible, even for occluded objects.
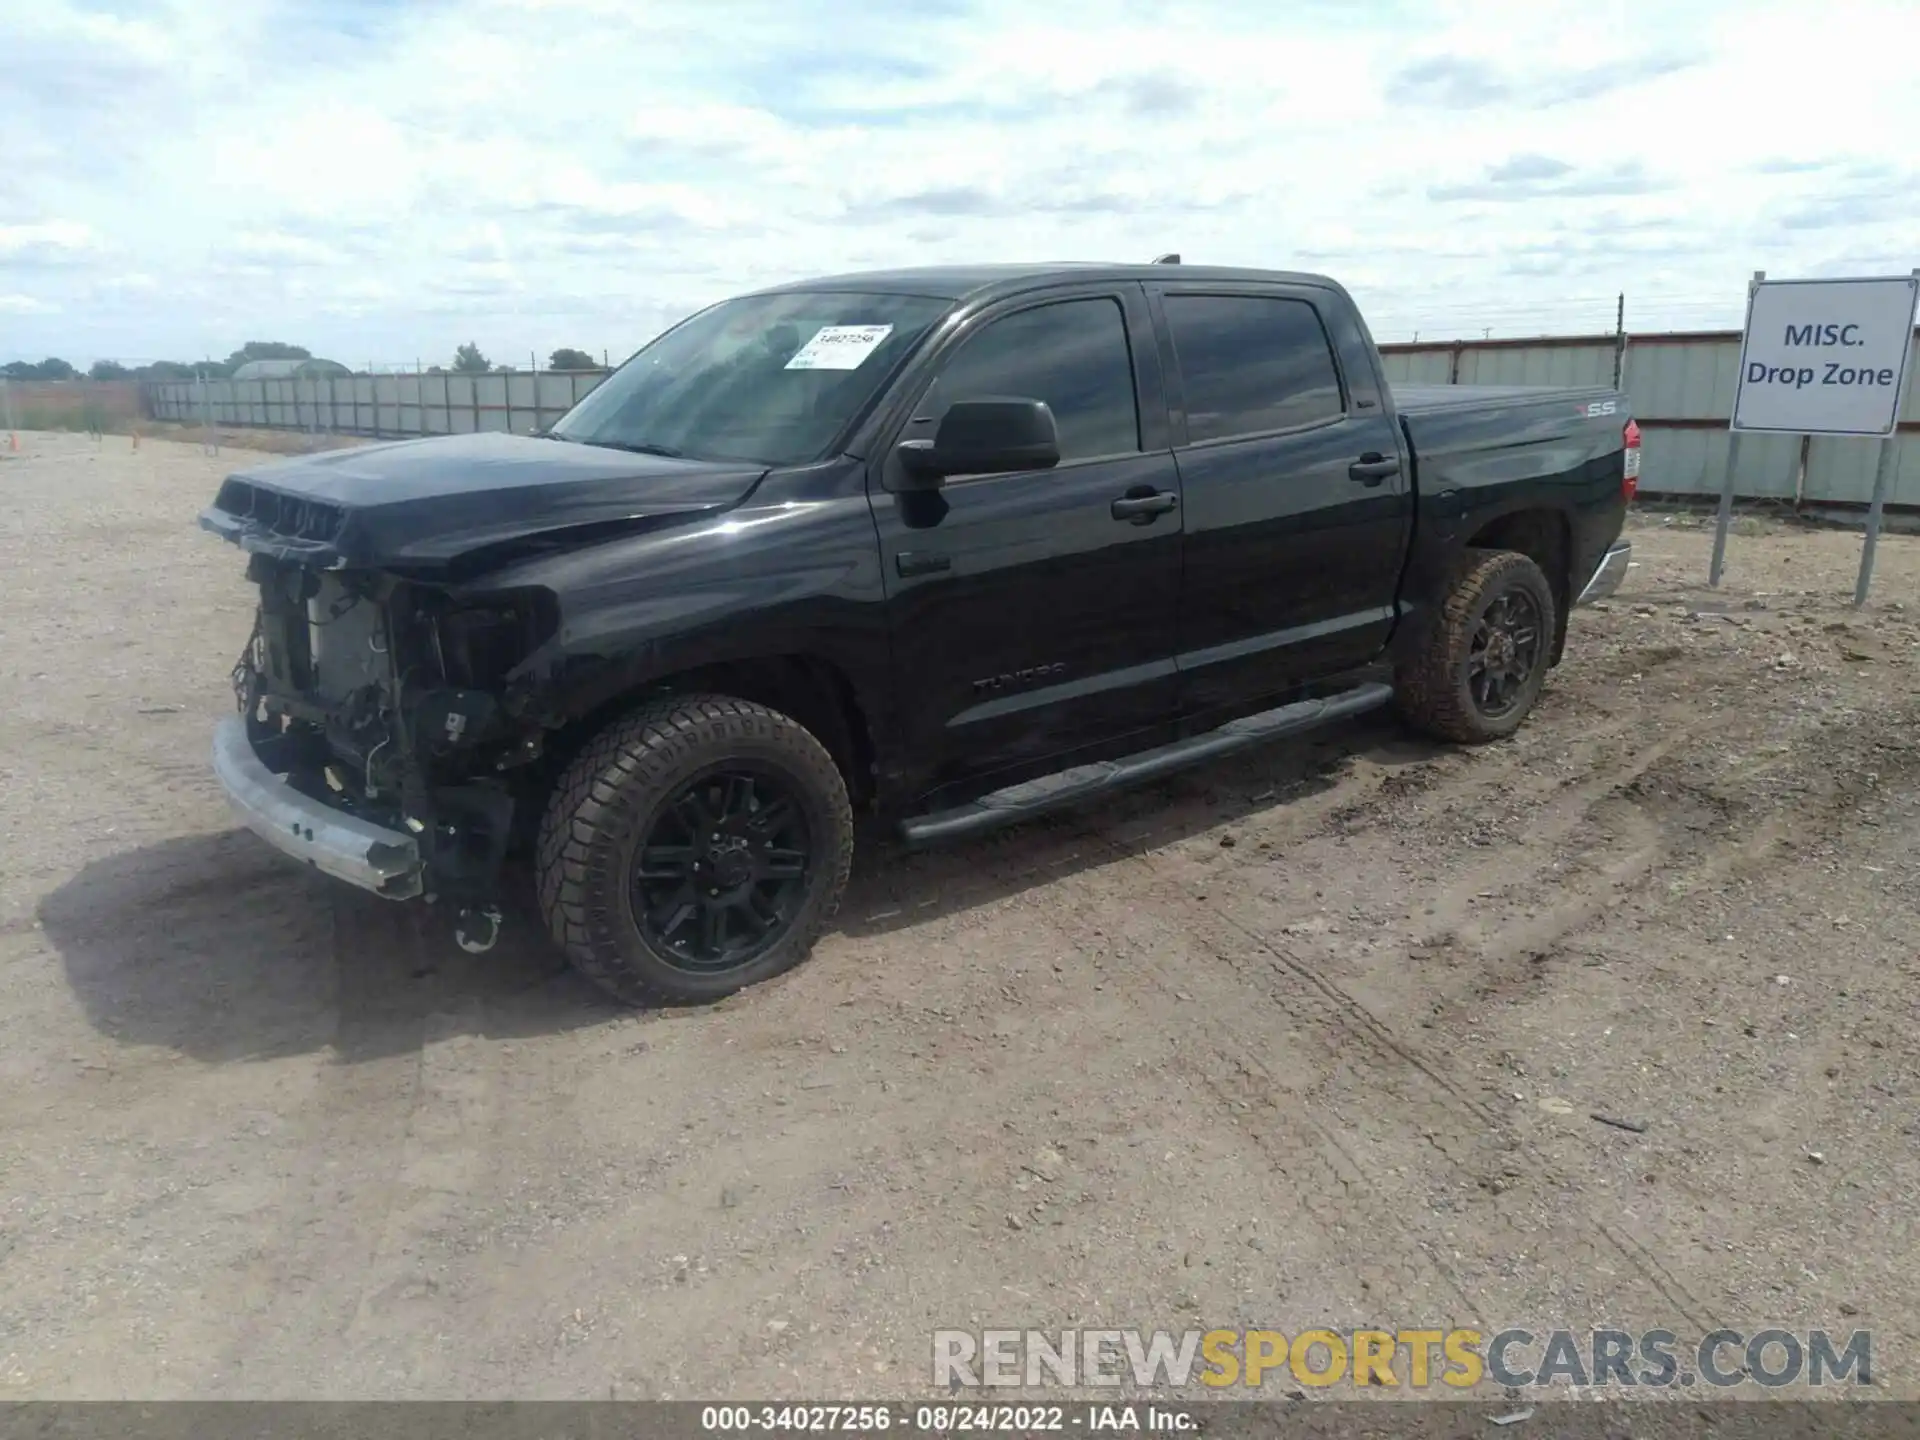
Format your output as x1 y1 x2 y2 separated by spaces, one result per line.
2 432 1915 1400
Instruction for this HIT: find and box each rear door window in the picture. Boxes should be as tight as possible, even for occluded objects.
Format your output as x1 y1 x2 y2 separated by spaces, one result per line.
1163 294 1345 443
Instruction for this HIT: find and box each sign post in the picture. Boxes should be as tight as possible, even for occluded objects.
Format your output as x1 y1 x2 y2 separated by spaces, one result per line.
1710 272 1764 587
1853 271 1920 604
1715 270 1919 596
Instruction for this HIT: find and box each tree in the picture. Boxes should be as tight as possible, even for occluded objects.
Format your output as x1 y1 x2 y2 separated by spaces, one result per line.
453 342 491 374
548 347 597 371
136 360 199 381
89 359 132 380
3 357 77 380
223 340 310 370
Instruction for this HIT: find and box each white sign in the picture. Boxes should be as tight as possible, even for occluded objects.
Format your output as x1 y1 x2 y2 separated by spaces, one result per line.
784 324 894 371
1731 275 1919 436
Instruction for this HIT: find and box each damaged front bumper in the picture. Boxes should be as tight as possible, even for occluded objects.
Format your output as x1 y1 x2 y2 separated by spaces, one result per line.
211 716 425 899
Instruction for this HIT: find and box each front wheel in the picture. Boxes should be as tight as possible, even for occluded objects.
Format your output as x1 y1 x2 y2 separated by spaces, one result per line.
536 695 854 1004
1394 549 1556 744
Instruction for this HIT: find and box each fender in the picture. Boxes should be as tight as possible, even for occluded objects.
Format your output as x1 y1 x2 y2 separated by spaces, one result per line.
1394 393 1629 660
452 457 900 758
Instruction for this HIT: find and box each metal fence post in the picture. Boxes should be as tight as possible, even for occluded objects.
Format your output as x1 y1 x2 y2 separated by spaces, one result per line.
1709 270 1764 588
1612 292 1626 389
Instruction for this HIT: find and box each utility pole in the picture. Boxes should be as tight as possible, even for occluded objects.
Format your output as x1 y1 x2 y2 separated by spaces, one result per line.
1612 292 1626 389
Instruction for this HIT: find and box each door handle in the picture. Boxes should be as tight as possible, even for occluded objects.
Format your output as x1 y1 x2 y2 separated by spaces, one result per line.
1111 489 1179 523
895 551 950 577
1348 453 1400 485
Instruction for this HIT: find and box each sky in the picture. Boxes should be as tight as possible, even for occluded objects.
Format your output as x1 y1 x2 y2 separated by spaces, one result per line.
2 0 1917 367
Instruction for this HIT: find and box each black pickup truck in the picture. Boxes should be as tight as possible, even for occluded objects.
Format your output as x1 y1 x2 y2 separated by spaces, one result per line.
202 262 1637 1002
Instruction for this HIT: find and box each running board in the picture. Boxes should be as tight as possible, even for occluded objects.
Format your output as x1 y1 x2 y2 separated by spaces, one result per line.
900 682 1394 847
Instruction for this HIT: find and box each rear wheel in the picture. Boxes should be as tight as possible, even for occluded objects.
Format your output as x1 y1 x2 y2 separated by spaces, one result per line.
1395 548 1555 744
536 695 854 1004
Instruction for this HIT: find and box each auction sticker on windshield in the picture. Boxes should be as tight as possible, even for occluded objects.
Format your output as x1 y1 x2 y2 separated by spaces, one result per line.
785 325 894 370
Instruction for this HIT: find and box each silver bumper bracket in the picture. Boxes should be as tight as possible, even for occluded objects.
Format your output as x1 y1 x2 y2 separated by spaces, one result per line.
1576 540 1632 606
211 716 424 899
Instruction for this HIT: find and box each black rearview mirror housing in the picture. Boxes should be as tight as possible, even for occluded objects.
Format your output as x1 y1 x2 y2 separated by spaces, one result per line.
895 397 1061 486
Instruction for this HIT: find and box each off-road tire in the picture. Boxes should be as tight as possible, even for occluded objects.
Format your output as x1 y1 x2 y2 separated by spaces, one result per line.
535 694 854 1005
1394 548 1556 744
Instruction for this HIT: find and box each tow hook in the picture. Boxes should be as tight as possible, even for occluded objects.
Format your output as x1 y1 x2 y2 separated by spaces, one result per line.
454 905 503 954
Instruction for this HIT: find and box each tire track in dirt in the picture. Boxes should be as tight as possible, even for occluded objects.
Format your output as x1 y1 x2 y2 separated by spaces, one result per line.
1008 866 1493 1324
209 895 513 1394
343 993 500 1359
1059 839 1721 1336
851 671 1757 1339
1025 700 1738 1333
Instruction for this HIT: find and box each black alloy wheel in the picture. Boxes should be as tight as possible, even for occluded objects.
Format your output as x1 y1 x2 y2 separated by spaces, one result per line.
1466 587 1544 720
538 694 854 1005
630 764 812 974
1390 547 1556 744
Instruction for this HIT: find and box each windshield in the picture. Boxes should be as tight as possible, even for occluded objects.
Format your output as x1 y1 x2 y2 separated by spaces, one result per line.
549 290 953 466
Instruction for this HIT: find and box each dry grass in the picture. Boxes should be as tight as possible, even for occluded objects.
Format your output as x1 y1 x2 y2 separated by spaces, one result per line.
3 380 144 434
136 421 371 456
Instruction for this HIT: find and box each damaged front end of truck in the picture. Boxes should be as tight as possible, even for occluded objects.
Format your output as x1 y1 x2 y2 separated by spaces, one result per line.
220 547 557 949
199 432 768 950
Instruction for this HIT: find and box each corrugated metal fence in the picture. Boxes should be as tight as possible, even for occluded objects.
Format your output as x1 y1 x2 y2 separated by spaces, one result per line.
1377 329 1920 509
146 327 1920 507
145 368 611 439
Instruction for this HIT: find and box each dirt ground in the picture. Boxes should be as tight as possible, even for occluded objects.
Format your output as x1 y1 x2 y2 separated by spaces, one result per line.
134 421 370 455
2 430 1917 1402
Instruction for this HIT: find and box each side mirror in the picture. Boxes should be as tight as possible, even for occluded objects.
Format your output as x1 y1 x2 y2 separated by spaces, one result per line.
896 397 1061 485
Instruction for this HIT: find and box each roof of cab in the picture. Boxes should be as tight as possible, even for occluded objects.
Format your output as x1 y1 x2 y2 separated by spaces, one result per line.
749 263 1340 303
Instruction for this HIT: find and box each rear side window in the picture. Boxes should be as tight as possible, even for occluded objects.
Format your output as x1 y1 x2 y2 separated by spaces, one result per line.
1164 294 1345 443
922 297 1140 464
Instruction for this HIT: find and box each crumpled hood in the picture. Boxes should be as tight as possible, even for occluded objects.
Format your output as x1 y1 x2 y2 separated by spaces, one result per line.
199 431 767 572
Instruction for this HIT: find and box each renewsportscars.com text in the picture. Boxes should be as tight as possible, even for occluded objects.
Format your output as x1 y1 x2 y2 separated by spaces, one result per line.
931 1327 1872 1390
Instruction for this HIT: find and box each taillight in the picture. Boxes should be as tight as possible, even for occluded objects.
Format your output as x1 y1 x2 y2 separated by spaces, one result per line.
1622 419 1641 501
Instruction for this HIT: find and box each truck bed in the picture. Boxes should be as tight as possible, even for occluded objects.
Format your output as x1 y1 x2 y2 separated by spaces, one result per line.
1390 381 1619 415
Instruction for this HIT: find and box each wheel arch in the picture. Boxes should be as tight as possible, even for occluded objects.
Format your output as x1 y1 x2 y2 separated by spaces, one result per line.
1462 506 1573 666
540 652 881 811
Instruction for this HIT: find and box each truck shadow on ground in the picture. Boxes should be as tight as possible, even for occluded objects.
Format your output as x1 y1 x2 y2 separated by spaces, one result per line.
41 715 1443 1065
837 711 1442 938
38 831 620 1066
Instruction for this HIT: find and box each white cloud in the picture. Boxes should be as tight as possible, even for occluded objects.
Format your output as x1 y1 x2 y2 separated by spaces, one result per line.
224 232 354 267
0 220 102 259
1 0 1917 364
